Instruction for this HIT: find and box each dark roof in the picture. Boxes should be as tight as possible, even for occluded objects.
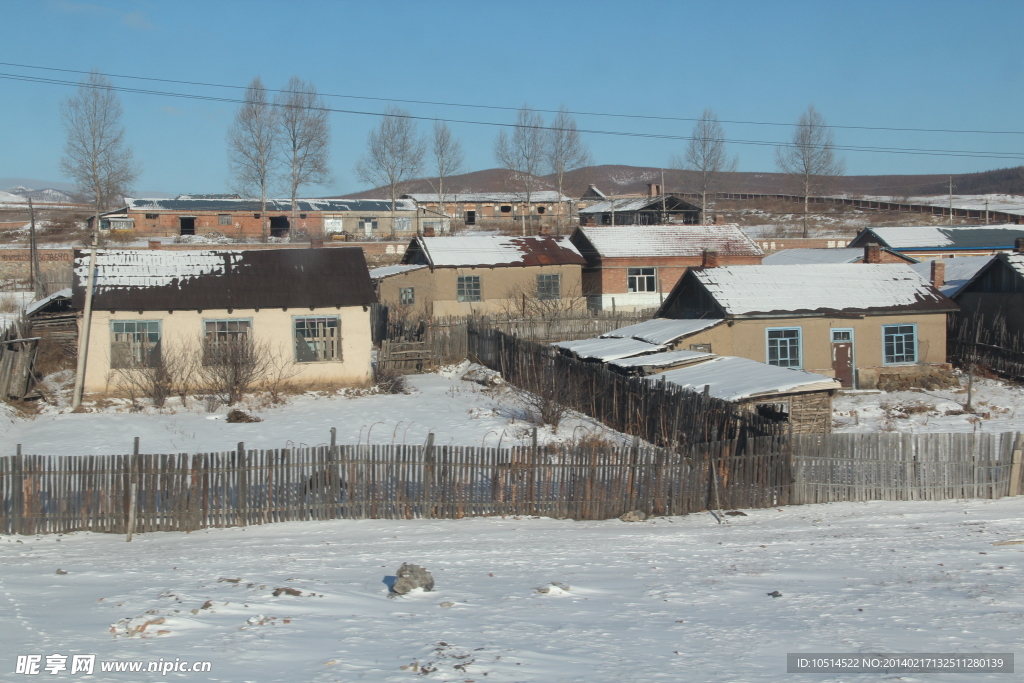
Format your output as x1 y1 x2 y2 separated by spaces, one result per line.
125 197 415 213
72 248 376 311
850 225 1024 251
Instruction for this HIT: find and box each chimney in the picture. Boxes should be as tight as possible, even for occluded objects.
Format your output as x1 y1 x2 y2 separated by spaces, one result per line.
714 214 726 225
1016 237 1024 253
702 248 719 268
864 244 882 264
422 226 435 237
148 240 162 250
930 259 945 289
310 237 324 249
647 183 661 197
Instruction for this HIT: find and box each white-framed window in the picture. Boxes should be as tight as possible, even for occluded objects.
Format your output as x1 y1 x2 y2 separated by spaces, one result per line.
883 324 917 364
766 327 802 368
457 275 481 302
217 214 231 226
323 217 345 234
627 267 656 293
203 319 252 364
110 320 161 369
400 287 415 305
294 316 341 362
394 217 412 231
536 273 560 300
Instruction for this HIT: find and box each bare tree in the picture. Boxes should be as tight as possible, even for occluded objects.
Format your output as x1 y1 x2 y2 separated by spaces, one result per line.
276 76 332 239
494 105 545 235
59 70 140 221
425 120 464 223
546 106 591 234
670 108 736 223
355 105 425 237
228 76 279 241
775 104 845 237
196 334 276 406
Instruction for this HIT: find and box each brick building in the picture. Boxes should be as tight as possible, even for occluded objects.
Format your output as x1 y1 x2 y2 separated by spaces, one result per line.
402 191 571 229
569 224 764 311
92 195 445 240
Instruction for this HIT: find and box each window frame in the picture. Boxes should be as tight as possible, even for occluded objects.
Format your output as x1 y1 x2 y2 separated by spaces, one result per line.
399 287 415 306
202 318 253 365
110 319 162 369
765 327 803 369
536 273 561 301
217 214 232 226
457 275 482 303
293 315 342 363
882 323 917 365
627 267 657 293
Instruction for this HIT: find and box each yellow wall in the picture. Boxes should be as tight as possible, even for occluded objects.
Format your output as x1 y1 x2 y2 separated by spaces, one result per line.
82 306 372 394
376 264 584 318
674 313 948 379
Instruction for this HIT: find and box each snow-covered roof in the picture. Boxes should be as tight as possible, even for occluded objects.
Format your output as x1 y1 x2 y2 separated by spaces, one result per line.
908 255 994 297
762 248 864 265
854 225 1024 251
651 356 840 401
24 288 72 317
368 264 427 280
552 336 665 361
126 197 417 213
403 192 569 204
573 225 762 258
685 264 955 316
1004 253 1024 278
601 317 724 345
405 236 585 268
607 348 714 370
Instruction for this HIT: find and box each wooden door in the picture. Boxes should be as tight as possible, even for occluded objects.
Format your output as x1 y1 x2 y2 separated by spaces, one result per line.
831 329 854 388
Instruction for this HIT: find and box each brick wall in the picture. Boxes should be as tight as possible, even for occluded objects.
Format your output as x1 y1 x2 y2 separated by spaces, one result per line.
590 255 763 295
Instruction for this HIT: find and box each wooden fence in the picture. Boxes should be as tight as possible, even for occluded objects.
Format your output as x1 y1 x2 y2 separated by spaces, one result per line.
468 323 785 446
1 431 1021 536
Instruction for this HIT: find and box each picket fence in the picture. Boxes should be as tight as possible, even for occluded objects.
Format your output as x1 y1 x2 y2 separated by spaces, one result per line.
1 432 1021 536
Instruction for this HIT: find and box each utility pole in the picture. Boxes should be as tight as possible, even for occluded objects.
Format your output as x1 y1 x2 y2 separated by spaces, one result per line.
660 168 667 223
28 198 42 299
948 176 954 226
72 209 100 410
985 199 990 225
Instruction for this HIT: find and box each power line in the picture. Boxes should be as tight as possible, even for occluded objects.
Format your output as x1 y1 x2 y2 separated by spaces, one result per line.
3 72 1024 162
2 60 1024 137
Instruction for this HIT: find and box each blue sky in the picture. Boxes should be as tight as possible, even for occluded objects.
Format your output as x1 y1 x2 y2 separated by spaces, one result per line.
1 0 1022 196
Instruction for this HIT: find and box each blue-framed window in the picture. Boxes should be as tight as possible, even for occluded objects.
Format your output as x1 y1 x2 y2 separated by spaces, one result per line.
766 327 802 368
883 324 917 364
202 318 252 365
110 320 161 368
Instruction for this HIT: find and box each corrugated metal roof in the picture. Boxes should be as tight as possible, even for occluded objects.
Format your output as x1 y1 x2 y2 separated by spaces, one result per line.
1004 253 1024 278
856 225 1024 251
608 348 713 369
762 248 864 265
126 197 416 213
552 336 665 361
403 191 568 203
407 236 586 268
690 264 956 316
601 317 725 345
574 224 762 258
25 288 72 317
72 248 376 310
368 264 427 280
908 255 994 297
650 356 840 401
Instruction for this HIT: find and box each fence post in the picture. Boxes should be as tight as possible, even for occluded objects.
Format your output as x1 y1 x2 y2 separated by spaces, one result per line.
237 442 248 527
126 437 139 542
424 432 435 519
329 427 340 519
1010 433 1023 497
13 445 23 535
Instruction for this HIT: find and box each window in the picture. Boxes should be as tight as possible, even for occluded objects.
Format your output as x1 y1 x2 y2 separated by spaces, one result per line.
359 218 378 234
536 206 546 214
536 273 560 300
400 287 415 305
832 330 852 342
883 324 917 364
110 320 161 369
217 214 231 226
766 328 801 368
627 267 657 293
500 205 512 213
394 217 412 231
299 213 307 219
145 213 158 220
457 275 481 302
294 316 340 362
203 319 251 364
323 217 344 234
254 213 261 219
690 343 712 353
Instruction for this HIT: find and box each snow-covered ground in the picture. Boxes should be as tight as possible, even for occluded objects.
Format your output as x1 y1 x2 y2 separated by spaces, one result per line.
2 497 1021 682
2 363 632 457
834 376 1024 434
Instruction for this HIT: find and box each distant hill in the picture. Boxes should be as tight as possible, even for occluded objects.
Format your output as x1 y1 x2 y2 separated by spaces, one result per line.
4 186 82 204
342 164 1024 200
